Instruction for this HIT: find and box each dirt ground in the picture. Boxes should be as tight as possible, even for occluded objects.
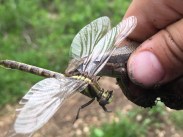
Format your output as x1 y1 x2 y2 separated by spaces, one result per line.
0 77 183 137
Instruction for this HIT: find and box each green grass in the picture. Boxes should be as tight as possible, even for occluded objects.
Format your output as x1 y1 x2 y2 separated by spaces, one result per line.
170 110 183 130
90 114 147 137
0 0 131 107
89 102 168 137
89 101 183 137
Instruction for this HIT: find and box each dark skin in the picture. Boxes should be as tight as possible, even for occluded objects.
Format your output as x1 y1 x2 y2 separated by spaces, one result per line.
124 0 183 87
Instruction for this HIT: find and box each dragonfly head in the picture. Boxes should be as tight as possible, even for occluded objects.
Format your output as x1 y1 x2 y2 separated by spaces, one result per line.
98 90 113 107
65 58 84 76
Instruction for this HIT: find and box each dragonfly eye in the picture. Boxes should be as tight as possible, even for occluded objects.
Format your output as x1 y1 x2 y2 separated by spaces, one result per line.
99 98 109 106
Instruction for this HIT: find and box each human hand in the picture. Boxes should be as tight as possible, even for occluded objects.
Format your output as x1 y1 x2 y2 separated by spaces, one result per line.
124 0 183 87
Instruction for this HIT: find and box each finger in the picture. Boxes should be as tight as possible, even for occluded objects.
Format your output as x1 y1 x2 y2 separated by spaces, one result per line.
128 18 183 87
124 0 183 42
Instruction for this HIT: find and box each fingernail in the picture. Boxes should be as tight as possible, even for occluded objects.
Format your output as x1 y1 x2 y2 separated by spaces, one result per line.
128 51 165 87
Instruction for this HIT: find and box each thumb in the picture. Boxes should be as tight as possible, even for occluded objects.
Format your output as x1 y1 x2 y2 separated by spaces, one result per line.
128 19 183 87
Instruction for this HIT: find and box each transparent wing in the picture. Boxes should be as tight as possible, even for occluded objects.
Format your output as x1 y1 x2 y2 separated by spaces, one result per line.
82 16 137 76
70 16 111 59
7 77 87 137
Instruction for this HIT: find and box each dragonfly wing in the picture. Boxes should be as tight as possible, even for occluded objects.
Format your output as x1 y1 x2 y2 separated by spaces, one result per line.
82 16 137 76
7 77 87 136
70 16 111 60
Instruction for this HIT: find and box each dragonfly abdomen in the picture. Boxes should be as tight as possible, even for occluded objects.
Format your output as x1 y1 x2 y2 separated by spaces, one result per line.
0 60 63 78
72 75 91 83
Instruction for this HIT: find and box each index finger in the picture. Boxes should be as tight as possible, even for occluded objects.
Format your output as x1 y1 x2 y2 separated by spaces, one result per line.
124 0 183 42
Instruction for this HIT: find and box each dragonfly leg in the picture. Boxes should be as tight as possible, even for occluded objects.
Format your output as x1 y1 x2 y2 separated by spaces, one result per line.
74 98 95 123
100 105 112 113
96 76 101 81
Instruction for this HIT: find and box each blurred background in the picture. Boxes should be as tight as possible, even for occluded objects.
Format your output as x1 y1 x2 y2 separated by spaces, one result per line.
0 0 183 137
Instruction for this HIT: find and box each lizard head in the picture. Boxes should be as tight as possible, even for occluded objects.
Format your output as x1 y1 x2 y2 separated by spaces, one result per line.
65 58 84 76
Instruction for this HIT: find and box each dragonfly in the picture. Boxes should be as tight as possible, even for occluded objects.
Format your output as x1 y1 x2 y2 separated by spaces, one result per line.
1 16 137 137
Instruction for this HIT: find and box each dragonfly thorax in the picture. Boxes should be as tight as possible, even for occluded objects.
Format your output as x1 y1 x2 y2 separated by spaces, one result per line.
72 74 113 107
